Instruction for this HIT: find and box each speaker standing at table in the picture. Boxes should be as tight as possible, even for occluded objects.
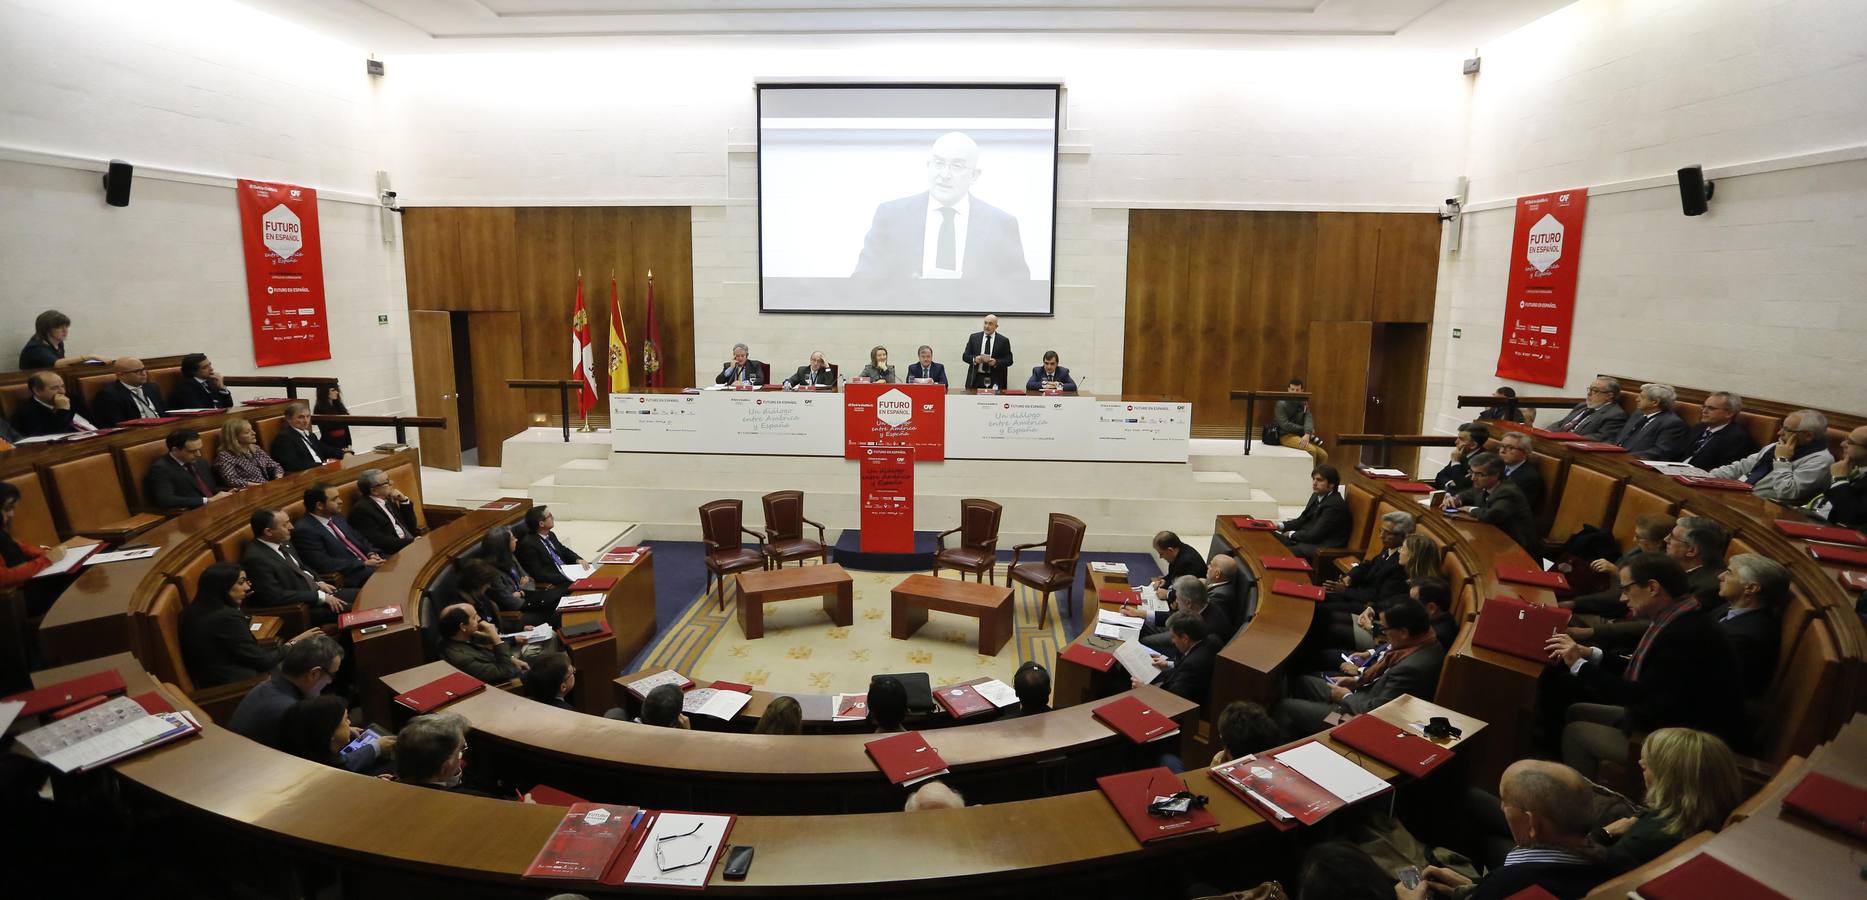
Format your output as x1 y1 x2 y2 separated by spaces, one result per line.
905 345 948 387
1025 351 1075 392
960 314 1013 390
715 342 765 387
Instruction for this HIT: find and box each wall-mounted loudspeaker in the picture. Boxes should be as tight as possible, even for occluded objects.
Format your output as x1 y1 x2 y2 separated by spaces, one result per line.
102 159 133 207
1677 165 1713 216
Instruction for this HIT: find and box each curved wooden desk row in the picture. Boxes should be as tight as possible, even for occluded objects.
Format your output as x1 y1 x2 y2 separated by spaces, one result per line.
37 448 417 667
42 653 1483 897
0 354 189 420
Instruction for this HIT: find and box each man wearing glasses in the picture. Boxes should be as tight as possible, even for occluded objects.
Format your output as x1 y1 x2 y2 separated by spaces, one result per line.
852 131 1030 282
396 712 497 798
89 355 167 427
1271 600 1445 735
1708 409 1835 503
1543 377 1628 440
1803 425 1867 529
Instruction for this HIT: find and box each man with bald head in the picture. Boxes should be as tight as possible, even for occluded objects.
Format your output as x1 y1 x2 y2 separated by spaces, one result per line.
89 356 166 427
1708 409 1835 503
1805 425 1867 530
853 131 1030 283
959 314 1015 390
783 350 836 390
1406 760 1622 900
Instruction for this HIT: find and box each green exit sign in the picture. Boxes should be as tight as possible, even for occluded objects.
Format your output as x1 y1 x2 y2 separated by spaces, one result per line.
377 315 389 325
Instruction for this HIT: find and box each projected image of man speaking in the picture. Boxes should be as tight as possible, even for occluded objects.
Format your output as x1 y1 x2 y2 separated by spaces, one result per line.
851 132 1030 282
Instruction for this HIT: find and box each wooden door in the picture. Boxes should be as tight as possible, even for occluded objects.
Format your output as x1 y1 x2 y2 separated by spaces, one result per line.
1367 324 1431 471
409 309 463 471
466 311 527 467
1304 322 1371 467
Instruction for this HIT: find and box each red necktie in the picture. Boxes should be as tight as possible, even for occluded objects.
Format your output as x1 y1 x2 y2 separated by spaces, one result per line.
189 462 210 497
328 519 367 560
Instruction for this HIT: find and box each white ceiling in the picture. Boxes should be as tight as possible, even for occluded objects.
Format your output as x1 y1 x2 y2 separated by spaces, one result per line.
243 0 1576 51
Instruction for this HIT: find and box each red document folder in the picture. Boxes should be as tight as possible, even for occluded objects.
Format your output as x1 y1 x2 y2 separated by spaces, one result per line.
1092 694 1180 743
1260 556 1312 572
1840 570 1867 591
392 671 486 713
527 784 589 807
524 803 640 880
1096 767 1219 843
1632 853 1788 900
4 670 126 716
1059 642 1117 672
114 416 179 427
864 731 950 786
1781 771 1867 841
1098 586 1140 606
1809 543 1867 568
598 547 650 565
1329 714 1453 779
1568 441 1628 453
1207 755 1343 830
569 576 617 591
1494 565 1568 590
131 691 176 715
1230 516 1278 531
338 606 402 629
1775 518 1867 547
1387 481 1434 494
1472 596 1570 663
708 680 753 694
1271 579 1324 601
934 684 994 719
1672 475 1753 491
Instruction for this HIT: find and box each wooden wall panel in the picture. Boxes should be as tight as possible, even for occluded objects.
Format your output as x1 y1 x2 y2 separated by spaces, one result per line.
466 311 527 466
1372 215 1443 323
1309 213 1380 323
1306 321 1371 462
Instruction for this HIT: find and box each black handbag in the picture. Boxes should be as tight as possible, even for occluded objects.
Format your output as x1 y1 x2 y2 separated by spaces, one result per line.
1261 424 1281 445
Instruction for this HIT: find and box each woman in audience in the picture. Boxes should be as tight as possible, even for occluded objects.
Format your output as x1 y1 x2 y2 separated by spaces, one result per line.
18 309 104 369
1 481 62 588
754 695 804 735
858 346 897 383
1591 727 1743 866
213 418 286 488
479 526 543 616
277 694 353 768
522 652 576 711
1296 841 1400 900
312 385 353 453
1209 700 1285 766
1399 533 1442 585
178 562 324 688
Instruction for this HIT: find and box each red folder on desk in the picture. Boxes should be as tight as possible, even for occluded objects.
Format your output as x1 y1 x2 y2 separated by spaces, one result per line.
1632 853 1787 900
1329 714 1453 778
1230 516 1278 531
1059 642 1117 672
1387 481 1434 494
864 731 950 786
523 803 640 880
1207 755 1341 830
1781 771 1867 841
1271 579 1324 601
526 784 590 807
708 680 753 695
1839 570 1867 591
1092 694 1180 744
1775 518 1867 547
934 684 994 719
1260 556 1312 572
1809 543 1867 569
1471 596 1570 663
4 670 126 716
392 671 485 713
1097 767 1219 843
338 605 402 630
1494 565 1568 591
569 576 617 591
1567 441 1627 453
1672 475 1753 491
1098 586 1140 606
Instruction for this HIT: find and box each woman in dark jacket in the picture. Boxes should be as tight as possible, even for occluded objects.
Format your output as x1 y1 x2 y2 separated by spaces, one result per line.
179 562 323 687
312 385 353 452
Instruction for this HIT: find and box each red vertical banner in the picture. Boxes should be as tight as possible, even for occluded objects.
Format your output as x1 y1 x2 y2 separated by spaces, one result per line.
1495 188 1588 387
236 179 331 367
844 383 946 460
859 444 915 553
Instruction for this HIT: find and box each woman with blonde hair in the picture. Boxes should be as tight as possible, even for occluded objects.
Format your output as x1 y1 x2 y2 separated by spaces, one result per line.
1591 727 1743 866
858 346 897 383
1399 533 1441 584
213 418 285 488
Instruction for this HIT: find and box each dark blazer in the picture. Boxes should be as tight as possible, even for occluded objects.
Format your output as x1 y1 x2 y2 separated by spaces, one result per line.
1468 857 1625 900
1161 546 1207 587
1341 641 1446 714
905 361 948 386
1434 458 1474 494
89 380 166 428
959 331 1014 390
714 360 765 386
1548 402 1628 441
0 416 19 444
1158 636 1219 706
1709 604 1780 700
1504 460 1547 512
144 455 220 509
241 540 322 607
1025 365 1076 392
1613 410 1691 460
1574 604 1746 744
270 427 341 473
1208 581 1244 633
1461 481 1540 553
1820 472 1867 530
1330 549 1408 609
18 339 64 370
12 399 79 437
169 377 234 410
1592 565 1725 651
783 365 836 389
179 599 279 687
350 495 420 555
517 531 584 589
852 192 1029 281
1685 424 1759 471
291 514 378 583
1282 491 1351 548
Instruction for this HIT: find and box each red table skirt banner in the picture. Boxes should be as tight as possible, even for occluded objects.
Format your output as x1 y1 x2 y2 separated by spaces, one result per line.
1495 188 1588 387
859 444 915 554
236 179 332 367
844 382 945 461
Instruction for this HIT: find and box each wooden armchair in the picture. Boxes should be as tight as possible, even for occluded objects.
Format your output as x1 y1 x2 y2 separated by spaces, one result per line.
1009 513 1087 629
761 490 828 569
934 498 1002 584
700 499 767 609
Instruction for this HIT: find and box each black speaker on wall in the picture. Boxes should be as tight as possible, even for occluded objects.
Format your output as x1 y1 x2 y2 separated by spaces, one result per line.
1677 165 1713 216
102 159 133 207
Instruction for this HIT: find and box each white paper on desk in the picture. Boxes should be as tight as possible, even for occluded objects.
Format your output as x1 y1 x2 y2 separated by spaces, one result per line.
1089 561 1129 575
1113 640 1165 686
625 669 691 699
623 812 732 888
555 593 605 612
30 543 100 578
1095 622 1140 642
1636 460 1710 477
701 383 730 391
165 408 218 414
1274 741 1389 804
682 687 753 720
85 545 158 566
558 563 596 582
12 433 70 445
1098 609 1144 629
972 679 1019 708
1360 466 1408 478
0 700 23 736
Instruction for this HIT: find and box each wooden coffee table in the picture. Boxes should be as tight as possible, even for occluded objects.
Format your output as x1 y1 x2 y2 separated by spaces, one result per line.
890 573 1015 656
735 563 854 640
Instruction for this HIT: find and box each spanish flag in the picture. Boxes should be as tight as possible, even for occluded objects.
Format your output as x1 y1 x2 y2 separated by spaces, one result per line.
608 273 630 392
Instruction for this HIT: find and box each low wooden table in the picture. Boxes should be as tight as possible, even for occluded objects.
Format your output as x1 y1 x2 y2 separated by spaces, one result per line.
736 563 853 640
890 573 1015 656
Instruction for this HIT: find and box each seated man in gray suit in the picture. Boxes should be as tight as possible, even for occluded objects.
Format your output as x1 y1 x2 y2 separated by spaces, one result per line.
1542 377 1628 440
1273 600 1445 734
1445 452 1540 554
1612 383 1691 460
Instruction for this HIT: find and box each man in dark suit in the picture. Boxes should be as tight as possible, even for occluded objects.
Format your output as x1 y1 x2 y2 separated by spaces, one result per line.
1684 390 1758 471
1496 431 1547 512
852 132 1029 282
88 356 166 427
1149 530 1206 591
516 505 584 590
959 315 1013 390
1274 600 1446 734
1024 350 1076 391
13 373 97 437
1542 377 1628 440
995 662 1051 720
1449 452 1540 554
1807 424 1867 529
1611 383 1691 460
242 508 356 625
1413 761 1626 900
1710 554 1788 700
714 343 764 387
1279 464 1352 562
905 345 948 387
169 353 234 409
1141 576 1231 654
1139 610 1219 707
1546 554 1746 778
144 429 229 509
270 402 342 472
349 468 421 555
1580 516 1727 650
292 482 384 586
1434 423 1490 493
1206 555 1247 630
1322 510 1414 610
782 351 836 390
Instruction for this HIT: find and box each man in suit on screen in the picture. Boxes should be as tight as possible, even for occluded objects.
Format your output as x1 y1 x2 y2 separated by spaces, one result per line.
852 132 1030 282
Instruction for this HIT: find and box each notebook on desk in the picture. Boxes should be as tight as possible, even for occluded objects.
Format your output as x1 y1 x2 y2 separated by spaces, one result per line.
1059 642 1117 672
1260 556 1312 572
1809 543 1867 569
1329 713 1453 779
1631 853 1787 900
1092 694 1179 744
864 731 949 786
1781 770 1867 841
392 671 485 713
1096 767 1218 843
4 670 127 717
1775 518 1867 547
1270 579 1324 601
1471 596 1569 663
1494 565 1568 590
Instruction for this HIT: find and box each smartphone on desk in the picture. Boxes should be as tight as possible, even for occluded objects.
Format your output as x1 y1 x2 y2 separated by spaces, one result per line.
722 845 754 880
